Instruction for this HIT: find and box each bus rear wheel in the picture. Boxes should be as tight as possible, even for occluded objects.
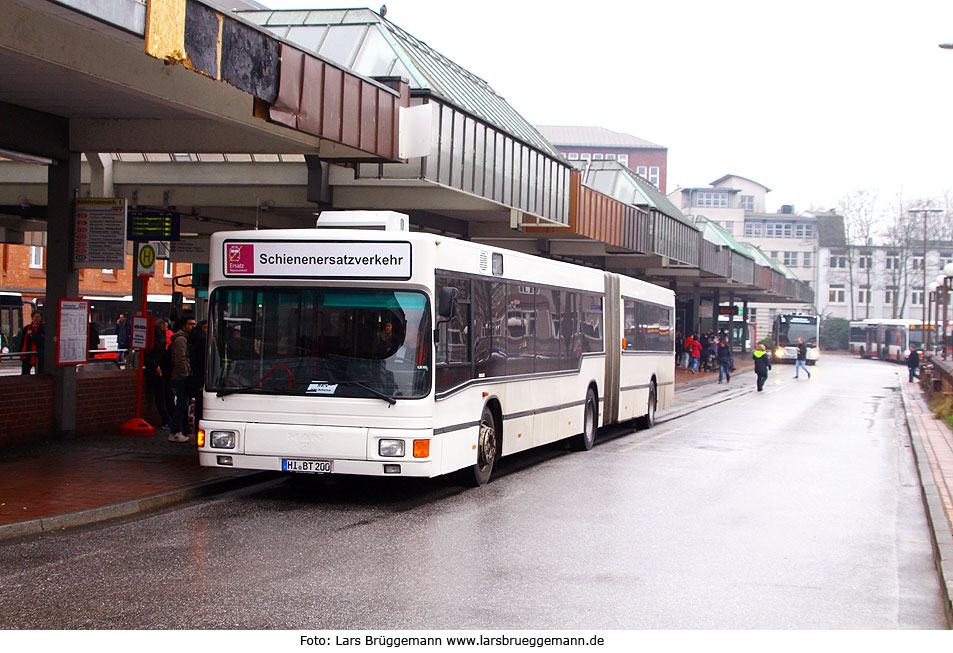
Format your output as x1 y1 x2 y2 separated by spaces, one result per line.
468 405 498 487
636 382 656 430
570 388 598 451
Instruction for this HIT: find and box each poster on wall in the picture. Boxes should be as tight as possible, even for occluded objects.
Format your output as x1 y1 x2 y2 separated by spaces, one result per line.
74 198 127 269
57 298 89 365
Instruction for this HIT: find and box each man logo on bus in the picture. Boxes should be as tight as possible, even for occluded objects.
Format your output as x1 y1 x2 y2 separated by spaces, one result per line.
226 243 254 274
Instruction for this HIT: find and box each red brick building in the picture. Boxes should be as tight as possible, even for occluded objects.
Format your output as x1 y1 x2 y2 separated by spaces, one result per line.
536 125 669 193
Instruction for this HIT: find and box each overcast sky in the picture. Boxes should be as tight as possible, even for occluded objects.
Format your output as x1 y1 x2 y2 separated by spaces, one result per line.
264 0 953 213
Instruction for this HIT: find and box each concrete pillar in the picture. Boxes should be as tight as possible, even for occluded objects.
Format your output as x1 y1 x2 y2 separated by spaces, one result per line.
85 152 114 197
45 152 81 439
742 298 749 353
712 287 721 336
728 292 736 350
691 283 701 336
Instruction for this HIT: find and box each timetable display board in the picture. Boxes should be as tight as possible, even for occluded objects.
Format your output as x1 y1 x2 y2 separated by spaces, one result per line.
73 198 127 269
57 298 89 365
128 210 180 242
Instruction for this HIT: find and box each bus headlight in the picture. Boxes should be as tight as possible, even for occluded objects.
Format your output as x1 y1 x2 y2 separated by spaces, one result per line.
775 348 785 358
210 430 236 449
379 439 405 457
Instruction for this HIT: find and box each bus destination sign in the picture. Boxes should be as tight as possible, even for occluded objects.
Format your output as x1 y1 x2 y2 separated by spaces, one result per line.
223 240 412 279
128 210 180 241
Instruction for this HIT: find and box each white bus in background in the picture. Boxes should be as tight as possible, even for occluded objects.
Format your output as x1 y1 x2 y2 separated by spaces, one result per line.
198 211 675 486
771 313 820 364
875 319 932 361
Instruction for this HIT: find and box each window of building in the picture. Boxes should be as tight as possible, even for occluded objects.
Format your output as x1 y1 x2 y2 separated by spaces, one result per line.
29 246 43 269
783 251 798 266
694 191 729 208
829 254 847 268
885 287 896 304
858 287 871 304
804 224 815 238
740 195 754 211
101 269 114 275
886 252 900 270
567 153 579 160
164 260 174 278
593 153 604 160
617 154 628 166
723 221 734 235
803 251 812 267
940 252 953 269
912 256 924 270
744 222 763 237
829 285 846 303
580 153 590 160
912 288 924 306
606 153 616 160
858 254 872 269
636 166 647 177
648 167 660 187
770 251 779 259
783 223 793 238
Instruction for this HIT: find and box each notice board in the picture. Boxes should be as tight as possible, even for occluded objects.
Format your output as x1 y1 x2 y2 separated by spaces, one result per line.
57 298 89 365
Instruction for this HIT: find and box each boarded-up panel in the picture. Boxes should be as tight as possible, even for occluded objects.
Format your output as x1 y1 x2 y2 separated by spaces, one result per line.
145 0 186 63
220 16 280 104
183 1 220 79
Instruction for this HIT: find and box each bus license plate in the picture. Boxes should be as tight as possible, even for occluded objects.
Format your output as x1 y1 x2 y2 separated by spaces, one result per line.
282 459 332 474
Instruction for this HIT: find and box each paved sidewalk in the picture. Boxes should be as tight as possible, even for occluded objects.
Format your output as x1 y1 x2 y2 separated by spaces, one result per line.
899 382 953 622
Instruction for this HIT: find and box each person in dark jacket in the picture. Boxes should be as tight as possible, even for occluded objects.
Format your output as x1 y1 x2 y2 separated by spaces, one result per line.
188 319 208 433
794 337 811 379
17 311 45 375
716 339 733 383
906 346 921 383
144 318 173 428
753 344 772 392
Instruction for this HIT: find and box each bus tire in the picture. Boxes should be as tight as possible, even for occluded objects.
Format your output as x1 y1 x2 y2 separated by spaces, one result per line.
570 388 598 451
468 405 499 487
636 381 657 430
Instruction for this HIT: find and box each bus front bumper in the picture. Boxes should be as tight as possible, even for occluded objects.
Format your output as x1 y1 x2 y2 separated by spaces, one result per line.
198 452 438 477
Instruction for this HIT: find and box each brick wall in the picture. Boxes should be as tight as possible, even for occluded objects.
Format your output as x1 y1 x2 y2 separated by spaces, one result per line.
0 370 163 448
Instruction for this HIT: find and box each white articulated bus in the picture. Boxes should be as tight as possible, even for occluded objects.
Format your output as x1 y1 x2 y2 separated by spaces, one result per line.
198 212 675 485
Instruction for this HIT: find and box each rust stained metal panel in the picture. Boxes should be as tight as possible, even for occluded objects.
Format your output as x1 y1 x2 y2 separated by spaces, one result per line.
298 55 325 136
341 76 362 148
322 66 344 142
270 45 304 129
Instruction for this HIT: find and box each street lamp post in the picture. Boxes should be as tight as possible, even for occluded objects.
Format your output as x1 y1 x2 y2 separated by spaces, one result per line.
910 208 943 329
928 281 940 352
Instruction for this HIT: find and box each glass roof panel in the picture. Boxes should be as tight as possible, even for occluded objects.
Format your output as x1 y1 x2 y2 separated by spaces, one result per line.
279 154 306 162
318 24 367 68
306 10 349 25
144 153 172 162
197 153 225 162
267 11 308 26
241 11 271 26
251 154 280 162
286 25 328 53
224 154 252 162
352 26 397 77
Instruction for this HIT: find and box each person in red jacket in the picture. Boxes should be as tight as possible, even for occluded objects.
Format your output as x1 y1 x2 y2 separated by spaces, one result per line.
689 335 702 373
682 334 695 369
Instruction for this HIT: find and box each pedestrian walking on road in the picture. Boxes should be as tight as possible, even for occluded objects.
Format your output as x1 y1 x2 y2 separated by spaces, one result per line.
716 339 733 383
753 344 772 391
794 337 811 379
682 334 695 369
689 334 702 373
906 346 921 383
169 316 196 443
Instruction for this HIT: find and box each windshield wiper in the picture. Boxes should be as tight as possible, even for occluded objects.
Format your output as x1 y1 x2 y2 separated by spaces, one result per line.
335 381 397 406
216 384 254 398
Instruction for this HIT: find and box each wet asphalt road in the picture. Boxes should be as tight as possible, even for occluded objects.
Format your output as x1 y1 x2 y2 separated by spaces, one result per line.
0 354 947 629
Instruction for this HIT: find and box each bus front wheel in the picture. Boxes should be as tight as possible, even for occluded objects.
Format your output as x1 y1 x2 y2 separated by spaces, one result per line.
468 405 499 487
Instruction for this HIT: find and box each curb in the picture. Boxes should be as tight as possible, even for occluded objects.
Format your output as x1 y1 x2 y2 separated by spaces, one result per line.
898 383 953 627
0 471 274 542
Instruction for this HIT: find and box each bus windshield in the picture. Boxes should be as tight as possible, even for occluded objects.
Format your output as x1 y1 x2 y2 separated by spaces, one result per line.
776 316 818 347
207 287 431 399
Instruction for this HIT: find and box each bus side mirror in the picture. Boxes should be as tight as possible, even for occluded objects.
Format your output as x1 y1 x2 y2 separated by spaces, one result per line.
437 286 459 319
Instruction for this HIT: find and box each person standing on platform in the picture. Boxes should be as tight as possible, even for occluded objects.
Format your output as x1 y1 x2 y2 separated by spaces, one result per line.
168 316 196 443
753 344 772 392
144 318 172 429
17 311 44 375
116 313 131 365
188 319 208 433
716 338 733 383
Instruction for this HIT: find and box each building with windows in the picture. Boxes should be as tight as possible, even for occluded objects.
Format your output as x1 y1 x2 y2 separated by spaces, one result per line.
815 212 950 321
535 126 668 192
668 175 817 339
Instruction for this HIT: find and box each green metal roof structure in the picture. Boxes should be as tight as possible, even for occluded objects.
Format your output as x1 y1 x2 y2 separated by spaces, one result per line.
574 160 693 226
240 8 561 158
694 216 754 260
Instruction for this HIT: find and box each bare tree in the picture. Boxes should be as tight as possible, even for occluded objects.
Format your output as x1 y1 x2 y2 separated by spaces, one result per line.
838 190 881 319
